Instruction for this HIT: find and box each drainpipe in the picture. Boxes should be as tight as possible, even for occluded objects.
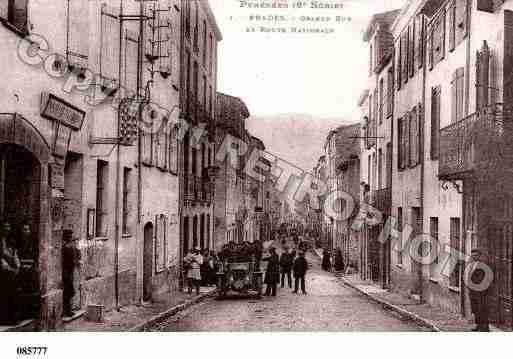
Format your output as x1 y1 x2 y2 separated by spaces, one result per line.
113 0 125 311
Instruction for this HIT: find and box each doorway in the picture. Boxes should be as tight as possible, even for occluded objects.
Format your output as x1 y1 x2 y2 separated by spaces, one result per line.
143 222 154 302
0 143 41 321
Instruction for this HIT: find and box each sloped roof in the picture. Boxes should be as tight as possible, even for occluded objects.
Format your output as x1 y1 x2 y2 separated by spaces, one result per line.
363 9 401 41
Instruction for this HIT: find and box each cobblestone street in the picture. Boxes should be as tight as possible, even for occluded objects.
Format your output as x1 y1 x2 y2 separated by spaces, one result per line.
149 253 428 331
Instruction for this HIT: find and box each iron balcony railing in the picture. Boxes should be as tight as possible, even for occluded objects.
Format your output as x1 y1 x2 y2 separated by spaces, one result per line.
439 103 513 180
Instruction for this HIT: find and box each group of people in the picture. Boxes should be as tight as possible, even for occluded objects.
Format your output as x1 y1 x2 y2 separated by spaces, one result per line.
183 248 219 295
321 248 346 273
262 246 309 296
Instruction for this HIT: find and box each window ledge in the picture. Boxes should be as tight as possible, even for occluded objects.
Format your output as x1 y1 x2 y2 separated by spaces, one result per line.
395 264 404 270
122 233 132 239
429 277 439 284
448 286 461 293
93 236 108 242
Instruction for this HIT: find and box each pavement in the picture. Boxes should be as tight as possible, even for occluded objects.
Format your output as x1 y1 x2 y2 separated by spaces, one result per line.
311 248 499 332
62 286 216 332
148 251 430 331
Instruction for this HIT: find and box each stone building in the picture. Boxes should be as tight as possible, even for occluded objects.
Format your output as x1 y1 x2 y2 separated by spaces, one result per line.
178 0 221 264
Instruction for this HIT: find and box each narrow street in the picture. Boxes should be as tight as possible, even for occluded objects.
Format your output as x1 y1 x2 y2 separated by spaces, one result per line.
149 253 428 332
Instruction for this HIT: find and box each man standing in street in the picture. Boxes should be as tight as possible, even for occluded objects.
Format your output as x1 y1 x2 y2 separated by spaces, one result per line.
263 247 280 296
466 248 492 332
293 250 308 295
279 247 293 289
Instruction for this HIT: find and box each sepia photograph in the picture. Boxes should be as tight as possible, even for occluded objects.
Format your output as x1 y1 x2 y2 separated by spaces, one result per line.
0 0 511 355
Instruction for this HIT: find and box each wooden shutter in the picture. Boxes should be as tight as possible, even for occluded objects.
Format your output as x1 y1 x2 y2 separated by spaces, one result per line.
387 67 394 117
415 14 424 69
431 87 441 160
402 32 408 84
405 113 410 167
398 118 403 169
409 108 417 167
124 30 139 96
427 28 434 70
448 1 456 52
397 40 402 90
67 0 89 67
433 12 445 65
409 22 415 77
451 68 465 123
476 41 490 111
455 0 468 44
100 5 120 80
168 126 178 174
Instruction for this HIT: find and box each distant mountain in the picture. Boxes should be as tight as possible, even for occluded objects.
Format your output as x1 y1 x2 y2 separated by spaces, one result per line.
245 114 354 174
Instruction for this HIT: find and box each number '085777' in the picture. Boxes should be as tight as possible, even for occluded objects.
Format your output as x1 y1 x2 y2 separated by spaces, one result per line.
16 347 48 356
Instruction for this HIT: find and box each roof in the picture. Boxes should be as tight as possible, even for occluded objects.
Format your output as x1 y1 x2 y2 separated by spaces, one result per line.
216 93 250 138
363 9 401 42
201 0 223 41
334 123 361 169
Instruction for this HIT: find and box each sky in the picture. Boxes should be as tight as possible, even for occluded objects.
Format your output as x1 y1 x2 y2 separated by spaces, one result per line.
210 0 407 170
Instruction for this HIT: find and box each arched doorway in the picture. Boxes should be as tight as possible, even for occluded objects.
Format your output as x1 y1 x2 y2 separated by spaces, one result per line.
0 143 41 322
143 222 154 302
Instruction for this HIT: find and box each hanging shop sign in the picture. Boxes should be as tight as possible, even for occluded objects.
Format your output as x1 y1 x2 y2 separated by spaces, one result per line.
51 122 72 158
40 92 86 130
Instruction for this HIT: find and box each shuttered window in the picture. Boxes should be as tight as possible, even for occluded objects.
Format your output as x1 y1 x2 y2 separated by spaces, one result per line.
431 86 441 160
432 11 446 66
451 68 465 123
397 40 402 90
415 14 424 70
387 67 394 117
155 126 167 170
402 32 408 84
379 79 384 125
427 29 433 70
124 30 139 96
398 116 409 170
409 22 415 78
448 1 456 52
168 126 178 174
100 5 121 81
6 0 28 33
455 0 468 45
409 107 419 167
66 0 89 67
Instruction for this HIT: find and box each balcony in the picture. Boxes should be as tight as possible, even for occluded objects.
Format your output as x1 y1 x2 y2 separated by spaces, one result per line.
439 104 513 180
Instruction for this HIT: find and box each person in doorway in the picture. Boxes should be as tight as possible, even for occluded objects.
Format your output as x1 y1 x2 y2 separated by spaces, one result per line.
262 247 280 296
279 247 293 289
321 248 331 271
200 249 210 286
293 250 308 295
334 248 345 273
62 230 81 317
467 248 491 332
184 248 203 295
0 221 21 324
207 250 218 286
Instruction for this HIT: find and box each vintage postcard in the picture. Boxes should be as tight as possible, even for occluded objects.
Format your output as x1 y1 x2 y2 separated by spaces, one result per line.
0 0 511 355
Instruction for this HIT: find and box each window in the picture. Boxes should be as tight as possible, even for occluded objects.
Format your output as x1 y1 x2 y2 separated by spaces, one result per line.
367 154 371 190
203 20 207 63
415 14 424 70
401 31 408 84
193 1 199 52
6 0 28 33
455 0 468 45
398 116 409 170
431 10 446 68
124 31 139 95
451 68 465 123
208 147 212 167
155 127 167 170
203 75 207 116
66 0 89 67
185 0 191 38
100 5 120 81
370 44 373 74
122 168 131 235
208 85 213 117
379 78 384 125
450 217 461 288
409 107 419 167
209 34 214 75
141 123 153 165
387 67 394 117
429 217 439 279
431 86 441 159
408 22 415 78
378 149 383 189
396 39 402 90
448 1 456 51
397 207 403 265
168 126 178 174
367 95 372 149
193 61 199 107
96 160 108 237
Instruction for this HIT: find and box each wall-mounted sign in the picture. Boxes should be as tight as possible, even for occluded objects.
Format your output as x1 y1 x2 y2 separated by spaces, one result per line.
52 122 72 158
50 161 65 190
41 92 86 130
